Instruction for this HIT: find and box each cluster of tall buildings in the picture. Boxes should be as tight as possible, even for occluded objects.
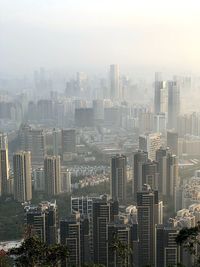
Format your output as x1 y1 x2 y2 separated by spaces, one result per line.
25 187 186 267
66 65 122 101
19 124 46 164
24 200 57 244
0 127 73 202
19 125 77 164
2 66 200 267
17 144 183 267
177 112 200 137
137 72 200 159
154 72 180 130
12 152 72 202
0 64 149 132
110 149 178 207
110 147 179 209
138 72 181 139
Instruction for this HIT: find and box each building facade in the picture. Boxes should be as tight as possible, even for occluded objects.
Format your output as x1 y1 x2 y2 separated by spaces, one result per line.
13 151 32 202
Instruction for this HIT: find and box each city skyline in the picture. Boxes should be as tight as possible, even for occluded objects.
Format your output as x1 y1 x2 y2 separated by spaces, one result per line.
1 1 200 266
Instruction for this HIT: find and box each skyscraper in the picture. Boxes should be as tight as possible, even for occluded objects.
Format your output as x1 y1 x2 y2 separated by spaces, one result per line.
77 72 88 95
37 99 53 121
18 124 31 151
61 169 71 193
153 113 167 134
60 212 81 267
71 196 102 216
110 64 120 100
139 133 161 161
155 72 162 83
13 151 32 202
31 129 46 164
93 198 118 266
25 201 58 245
44 155 61 196
80 215 91 264
107 221 131 267
167 130 178 156
110 155 127 203
61 129 76 154
0 130 9 197
168 80 180 130
156 147 169 195
137 185 163 267
52 128 59 156
19 124 46 165
154 72 168 115
156 147 179 200
177 114 191 137
71 196 104 262
156 225 180 267
33 167 45 191
159 82 168 114
139 112 154 134
133 150 148 199
0 148 9 196
142 161 159 191
93 99 104 124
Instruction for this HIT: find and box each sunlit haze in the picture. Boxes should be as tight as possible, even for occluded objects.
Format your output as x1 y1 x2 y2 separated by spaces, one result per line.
1 0 200 75
1 3 200 266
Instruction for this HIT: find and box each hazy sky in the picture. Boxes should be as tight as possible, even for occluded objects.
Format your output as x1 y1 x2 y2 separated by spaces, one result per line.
1 0 200 75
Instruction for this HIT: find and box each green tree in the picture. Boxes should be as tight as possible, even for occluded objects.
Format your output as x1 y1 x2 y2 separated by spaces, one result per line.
110 234 132 267
176 223 200 267
9 236 69 267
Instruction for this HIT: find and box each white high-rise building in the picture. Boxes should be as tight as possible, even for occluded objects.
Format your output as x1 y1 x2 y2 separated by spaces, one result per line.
139 133 161 161
154 75 168 115
160 82 168 114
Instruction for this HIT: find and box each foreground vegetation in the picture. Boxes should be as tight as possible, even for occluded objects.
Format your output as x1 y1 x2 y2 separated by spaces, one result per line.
0 236 68 267
0 198 24 241
176 223 200 267
0 223 200 267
